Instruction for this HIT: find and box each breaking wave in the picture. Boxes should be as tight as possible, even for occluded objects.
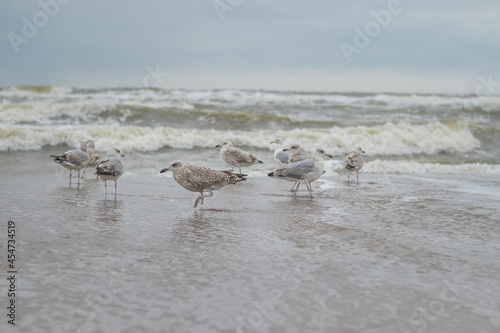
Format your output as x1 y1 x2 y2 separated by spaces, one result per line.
0 119 480 156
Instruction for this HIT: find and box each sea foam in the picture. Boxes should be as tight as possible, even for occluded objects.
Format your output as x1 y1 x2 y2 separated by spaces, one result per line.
0 119 480 156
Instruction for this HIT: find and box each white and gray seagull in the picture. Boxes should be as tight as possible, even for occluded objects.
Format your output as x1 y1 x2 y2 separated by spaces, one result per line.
268 148 332 196
50 141 90 185
269 139 290 165
216 141 263 174
160 160 247 208
95 148 124 194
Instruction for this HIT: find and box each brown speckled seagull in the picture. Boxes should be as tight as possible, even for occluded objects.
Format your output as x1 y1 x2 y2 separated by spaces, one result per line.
215 141 263 174
160 160 247 208
95 148 124 194
81 139 101 179
343 147 365 182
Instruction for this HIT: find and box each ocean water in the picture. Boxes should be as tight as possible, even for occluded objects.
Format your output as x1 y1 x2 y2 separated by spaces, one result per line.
1 86 499 174
1 86 500 333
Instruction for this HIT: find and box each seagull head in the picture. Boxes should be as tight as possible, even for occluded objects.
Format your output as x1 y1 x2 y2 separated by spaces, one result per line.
161 160 184 174
270 139 283 145
283 144 301 152
215 140 233 148
315 148 333 159
107 148 124 158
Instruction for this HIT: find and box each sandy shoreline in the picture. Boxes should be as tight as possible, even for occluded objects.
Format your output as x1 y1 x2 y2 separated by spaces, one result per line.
1 173 500 332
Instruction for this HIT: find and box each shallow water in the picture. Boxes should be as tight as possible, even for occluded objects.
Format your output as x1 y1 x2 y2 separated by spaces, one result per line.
1 173 499 333
1 86 500 332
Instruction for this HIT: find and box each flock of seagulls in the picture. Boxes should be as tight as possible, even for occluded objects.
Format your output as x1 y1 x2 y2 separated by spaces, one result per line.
50 140 124 193
51 139 364 207
268 145 333 195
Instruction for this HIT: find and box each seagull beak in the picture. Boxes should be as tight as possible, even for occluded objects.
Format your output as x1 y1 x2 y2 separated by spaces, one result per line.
121 154 125 157
326 154 333 159
362 151 365 154
269 141 275 144
215 145 221 148
160 168 168 174
282 148 288 151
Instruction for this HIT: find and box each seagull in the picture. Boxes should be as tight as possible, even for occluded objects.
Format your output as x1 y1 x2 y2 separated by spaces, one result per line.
50 141 90 185
269 139 290 165
284 144 308 163
215 141 263 174
95 148 124 194
268 148 332 196
343 147 365 182
160 160 247 208
279 144 306 191
81 140 101 179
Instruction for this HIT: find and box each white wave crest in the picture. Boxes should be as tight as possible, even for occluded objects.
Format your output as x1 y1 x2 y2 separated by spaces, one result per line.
0 101 116 124
361 159 500 174
0 119 480 155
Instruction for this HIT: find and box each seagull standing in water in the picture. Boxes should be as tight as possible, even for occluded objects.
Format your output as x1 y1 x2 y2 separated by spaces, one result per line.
81 139 101 179
343 147 364 182
268 148 332 196
270 139 290 165
216 141 263 174
50 141 90 185
160 160 247 208
95 148 124 194
284 144 309 163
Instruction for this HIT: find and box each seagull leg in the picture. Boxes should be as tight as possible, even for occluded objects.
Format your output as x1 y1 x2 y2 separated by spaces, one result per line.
69 170 72 185
194 191 213 208
290 182 298 192
194 195 202 208
104 180 107 194
356 171 359 183
307 183 313 196
200 191 214 206
239 167 242 174
114 180 117 195
81 167 86 179
77 170 81 185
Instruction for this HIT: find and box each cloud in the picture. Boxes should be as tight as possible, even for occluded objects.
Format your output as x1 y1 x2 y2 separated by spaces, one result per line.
1 0 498 93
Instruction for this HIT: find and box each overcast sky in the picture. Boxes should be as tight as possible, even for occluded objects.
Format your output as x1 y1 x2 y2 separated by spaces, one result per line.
1 0 499 93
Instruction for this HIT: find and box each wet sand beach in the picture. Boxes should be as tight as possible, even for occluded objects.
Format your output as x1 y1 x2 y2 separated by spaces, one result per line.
1 172 499 333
